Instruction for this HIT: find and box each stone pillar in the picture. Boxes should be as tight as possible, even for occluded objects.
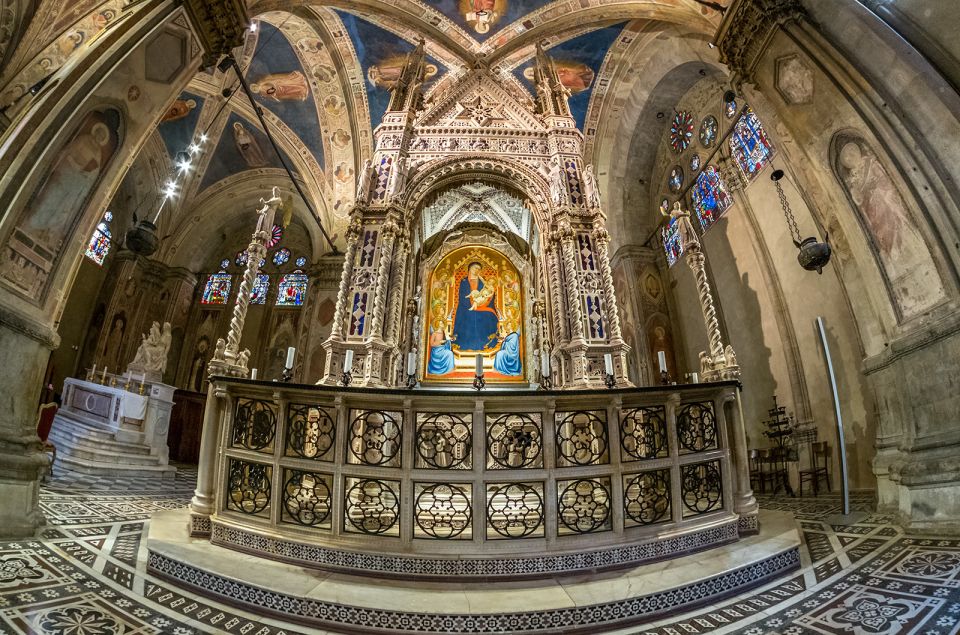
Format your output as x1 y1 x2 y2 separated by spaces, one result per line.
0 307 57 538
554 223 586 342
730 390 759 531
592 223 632 386
367 218 399 338
188 380 225 536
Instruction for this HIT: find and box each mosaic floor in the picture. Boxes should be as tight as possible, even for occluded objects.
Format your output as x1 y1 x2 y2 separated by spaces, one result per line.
3 470 959 635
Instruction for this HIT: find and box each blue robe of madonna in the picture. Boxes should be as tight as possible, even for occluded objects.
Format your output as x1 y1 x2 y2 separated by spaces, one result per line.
493 332 522 376
428 338 455 375
453 277 499 351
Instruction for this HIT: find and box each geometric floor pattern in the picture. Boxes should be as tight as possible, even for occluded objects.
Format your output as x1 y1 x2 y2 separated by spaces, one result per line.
3 468 960 634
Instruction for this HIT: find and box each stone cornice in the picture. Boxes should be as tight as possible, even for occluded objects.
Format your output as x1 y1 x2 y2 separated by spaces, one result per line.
0 301 59 349
179 0 249 68
714 0 806 83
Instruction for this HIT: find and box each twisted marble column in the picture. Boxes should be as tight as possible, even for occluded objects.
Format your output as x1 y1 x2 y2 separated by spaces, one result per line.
546 243 567 344
591 226 623 342
684 243 725 364
384 235 409 343
368 219 399 338
554 223 586 341
329 217 363 341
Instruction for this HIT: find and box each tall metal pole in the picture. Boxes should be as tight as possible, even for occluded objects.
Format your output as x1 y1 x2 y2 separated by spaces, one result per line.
815 316 849 515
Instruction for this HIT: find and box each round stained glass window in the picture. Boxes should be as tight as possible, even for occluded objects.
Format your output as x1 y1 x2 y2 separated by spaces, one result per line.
690 154 702 173
266 224 283 248
660 199 670 216
699 116 718 148
258 258 266 268
235 251 248 266
668 166 683 193
104 211 114 222
219 258 230 270
725 98 737 119
295 256 307 267
669 111 695 153
273 248 290 266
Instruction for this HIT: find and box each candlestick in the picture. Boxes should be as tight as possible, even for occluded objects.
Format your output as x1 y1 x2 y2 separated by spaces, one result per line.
657 350 667 374
285 346 296 369
343 349 354 372
251 368 258 380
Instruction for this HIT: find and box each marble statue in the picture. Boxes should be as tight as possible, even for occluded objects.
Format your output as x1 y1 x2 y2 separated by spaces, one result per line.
549 157 565 207
661 201 699 250
356 159 374 203
237 349 250 370
213 337 226 361
388 157 408 199
255 186 283 233
583 163 601 208
127 321 173 381
724 344 738 368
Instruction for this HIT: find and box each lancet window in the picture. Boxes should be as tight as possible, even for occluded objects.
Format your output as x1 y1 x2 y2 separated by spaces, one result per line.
84 211 113 266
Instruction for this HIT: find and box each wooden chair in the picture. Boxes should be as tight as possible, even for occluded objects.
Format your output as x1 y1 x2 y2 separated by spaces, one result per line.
757 448 780 494
799 441 831 496
36 403 58 480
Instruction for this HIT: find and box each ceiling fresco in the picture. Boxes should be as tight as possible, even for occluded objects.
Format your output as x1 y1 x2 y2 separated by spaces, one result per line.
426 0 551 41
334 9 448 130
513 22 627 129
246 21 325 168
157 91 205 160
197 112 290 192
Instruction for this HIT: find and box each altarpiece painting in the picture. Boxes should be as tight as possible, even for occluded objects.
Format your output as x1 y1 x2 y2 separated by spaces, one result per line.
424 245 524 383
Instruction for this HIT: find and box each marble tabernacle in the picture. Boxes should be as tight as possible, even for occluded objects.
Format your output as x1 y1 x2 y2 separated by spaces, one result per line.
49 376 176 478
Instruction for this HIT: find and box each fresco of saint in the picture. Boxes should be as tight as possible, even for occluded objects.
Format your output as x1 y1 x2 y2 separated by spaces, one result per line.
249 71 309 101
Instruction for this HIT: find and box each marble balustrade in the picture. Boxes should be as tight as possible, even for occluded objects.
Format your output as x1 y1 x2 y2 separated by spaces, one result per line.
191 378 750 579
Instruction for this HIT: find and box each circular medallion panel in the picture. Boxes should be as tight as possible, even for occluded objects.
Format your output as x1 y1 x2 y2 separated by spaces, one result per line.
699 116 718 148
669 111 696 153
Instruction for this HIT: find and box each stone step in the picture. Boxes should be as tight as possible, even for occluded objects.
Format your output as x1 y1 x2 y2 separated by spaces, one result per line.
54 442 161 466
48 426 152 455
55 454 176 479
53 410 117 439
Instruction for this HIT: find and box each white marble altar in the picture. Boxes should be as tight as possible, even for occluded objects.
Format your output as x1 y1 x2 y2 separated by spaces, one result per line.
49 375 176 477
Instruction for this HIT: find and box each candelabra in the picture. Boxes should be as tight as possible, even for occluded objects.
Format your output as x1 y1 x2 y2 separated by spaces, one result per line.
472 374 486 391
407 372 417 389
340 370 353 387
604 373 616 389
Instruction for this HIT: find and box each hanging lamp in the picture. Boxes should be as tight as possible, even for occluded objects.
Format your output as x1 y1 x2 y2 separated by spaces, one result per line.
770 169 831 274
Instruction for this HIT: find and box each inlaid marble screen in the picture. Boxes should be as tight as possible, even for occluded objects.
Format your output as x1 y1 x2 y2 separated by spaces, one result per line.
424 245 524 383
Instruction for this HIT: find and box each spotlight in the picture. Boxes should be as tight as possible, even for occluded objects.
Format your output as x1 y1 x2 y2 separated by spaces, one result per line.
221 88 233 98
217 55 235 74
656 112 664 120
723 89 737 104
199 133 208 143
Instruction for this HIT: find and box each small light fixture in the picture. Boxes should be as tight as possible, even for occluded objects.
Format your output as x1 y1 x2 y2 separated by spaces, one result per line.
771 169 832 274
723 89 737 104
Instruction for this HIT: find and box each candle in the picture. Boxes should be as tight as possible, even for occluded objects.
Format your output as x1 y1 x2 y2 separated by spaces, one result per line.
407 352 416 375
90 364 97 380
475 354 484 376
251 368 258 380
285 346 296 369
343 349 354 372
657 351 667 374
540 352 550 378
101 367 108 384
604 353 614 376
691 372 699 384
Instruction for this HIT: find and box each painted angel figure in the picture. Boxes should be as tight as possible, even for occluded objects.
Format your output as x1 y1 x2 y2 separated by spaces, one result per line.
661 201 699 251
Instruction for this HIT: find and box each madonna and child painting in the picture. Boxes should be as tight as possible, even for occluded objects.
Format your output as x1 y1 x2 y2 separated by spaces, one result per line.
425 246 524 383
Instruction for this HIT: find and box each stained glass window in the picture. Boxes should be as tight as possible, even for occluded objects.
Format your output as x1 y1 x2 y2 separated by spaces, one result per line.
691 166 733 233
272 248 290 266
235 250 248 267
690 154 701 173
201 272 232 304
668 166 683 192
276 272 307 306
295 256 307 267
220 258 230 270
661 217 684 267
266 224 283 248
258 258 266 268
669 111 695 153
699 116 718 148
84 212 113 266
250 274 269 304
725 98 737 119
729 105 774 180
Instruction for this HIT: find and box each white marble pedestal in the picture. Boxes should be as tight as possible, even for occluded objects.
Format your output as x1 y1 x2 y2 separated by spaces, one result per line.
49 376 177 478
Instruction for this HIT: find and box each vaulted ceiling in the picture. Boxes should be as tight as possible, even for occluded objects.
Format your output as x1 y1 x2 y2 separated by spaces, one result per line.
138 0 730 258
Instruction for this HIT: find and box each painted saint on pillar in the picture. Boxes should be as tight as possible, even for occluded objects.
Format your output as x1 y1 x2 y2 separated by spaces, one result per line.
424 246 524 383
